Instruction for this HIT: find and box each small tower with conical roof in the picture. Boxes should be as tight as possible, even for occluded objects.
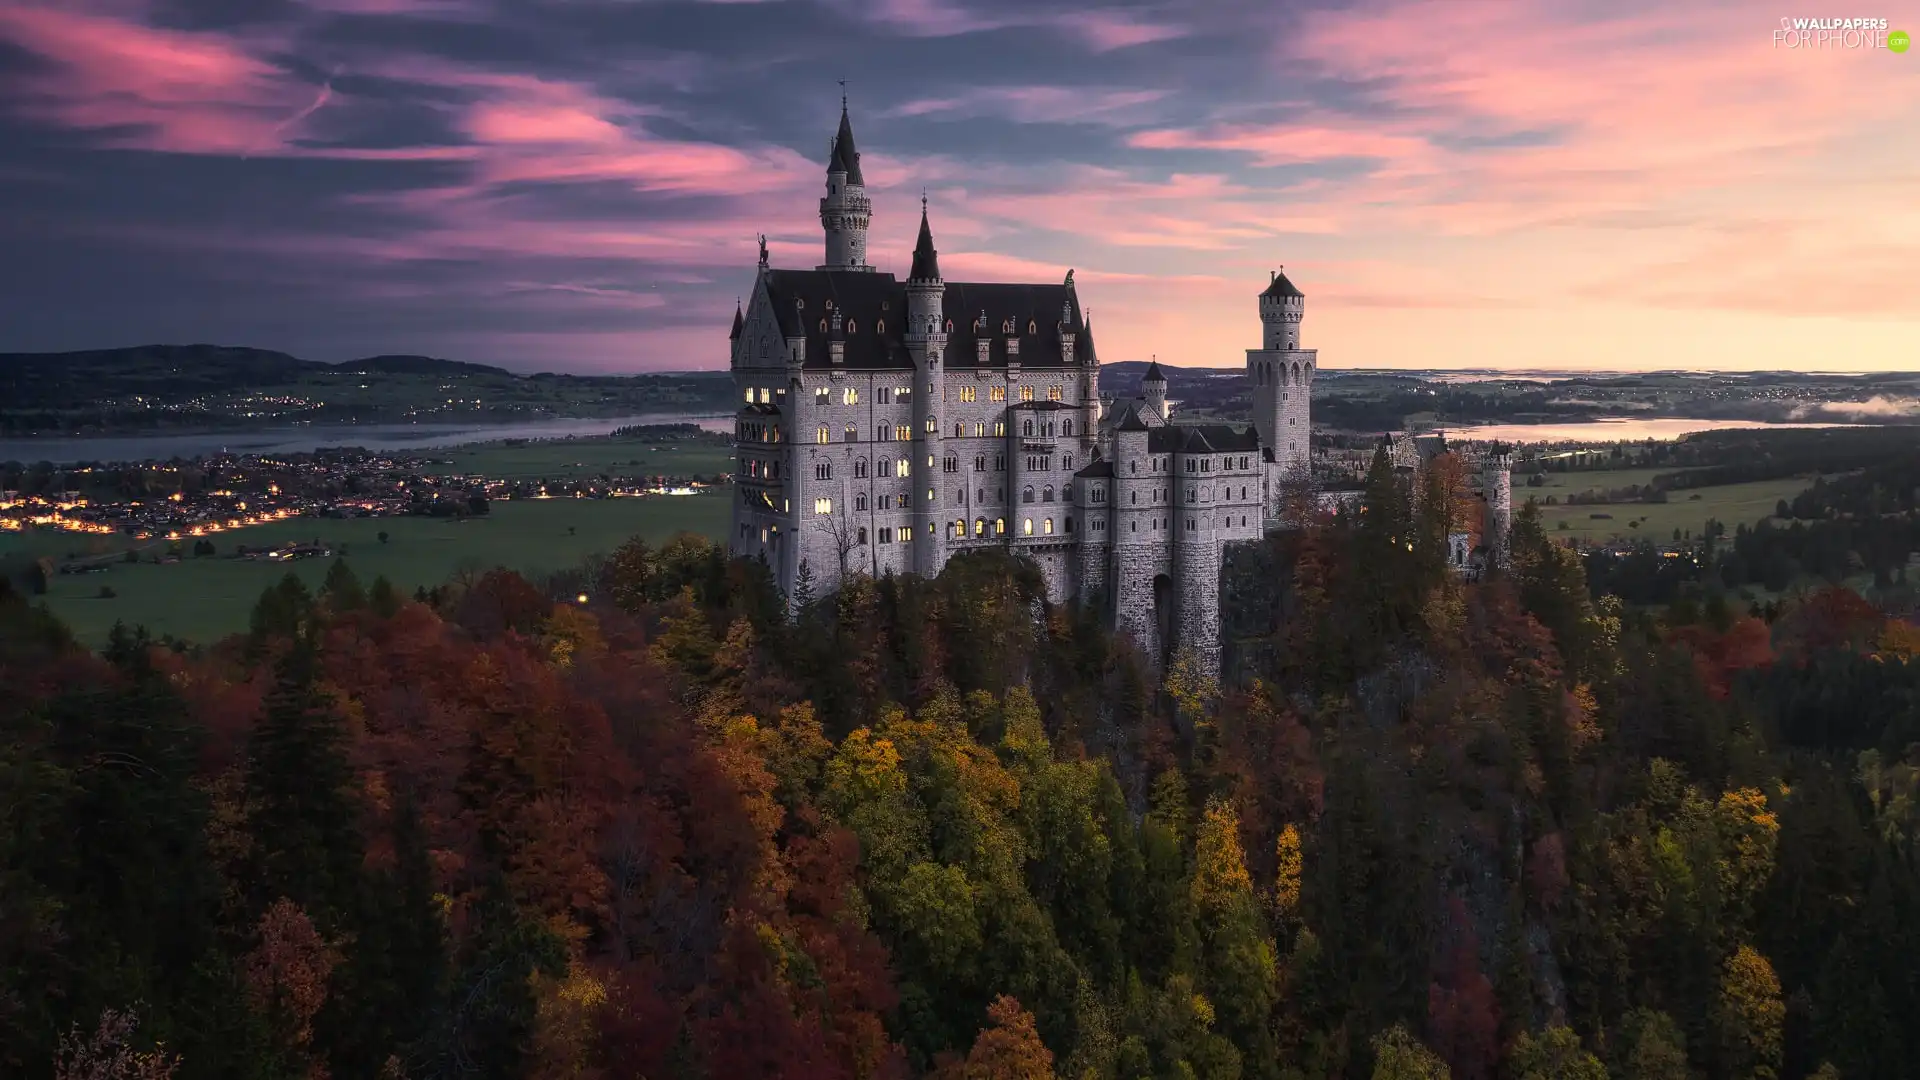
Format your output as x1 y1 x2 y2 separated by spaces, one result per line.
819 97 873 271
905 199 947 576
1142 358 1168 420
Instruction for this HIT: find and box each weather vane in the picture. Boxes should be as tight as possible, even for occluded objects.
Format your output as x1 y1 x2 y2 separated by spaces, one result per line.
839 79 847 108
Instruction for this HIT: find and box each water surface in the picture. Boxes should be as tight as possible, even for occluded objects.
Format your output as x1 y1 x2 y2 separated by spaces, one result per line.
0 414 732 466
1438 417 1863 444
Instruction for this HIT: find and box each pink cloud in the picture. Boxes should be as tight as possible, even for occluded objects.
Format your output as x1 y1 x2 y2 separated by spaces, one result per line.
1057 11 1185 52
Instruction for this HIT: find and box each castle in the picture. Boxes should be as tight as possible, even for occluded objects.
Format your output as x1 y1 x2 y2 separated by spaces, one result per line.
729 103 1513 677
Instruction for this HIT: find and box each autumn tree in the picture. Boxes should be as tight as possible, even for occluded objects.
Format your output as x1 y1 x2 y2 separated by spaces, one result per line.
1717 945 1783 1080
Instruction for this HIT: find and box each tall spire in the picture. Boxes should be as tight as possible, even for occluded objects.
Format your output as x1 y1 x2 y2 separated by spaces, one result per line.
827 98 864 186
730 298 744 341
910 195 940 281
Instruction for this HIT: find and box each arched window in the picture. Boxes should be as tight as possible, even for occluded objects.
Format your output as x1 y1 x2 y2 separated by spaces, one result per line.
855 459 868 478
818 319 827 333
1023 518 1034 536
1130 461 1138 475
1022 486 1035 504
994 518 1005 536
1292 362 1301 383
855 493 868 510
1043 518 1054 534
876 319 885 334
857 527 868 544
896 459 910 477
1043 486 1054 503
945 319 954 332
816 426 829 444
973 421 986 437
877 458 889 477
814 463 832 480
878 423 891 441
1023 419 1034 437
1063 420 1073 436
845 423 857 442
1063 455 1072 471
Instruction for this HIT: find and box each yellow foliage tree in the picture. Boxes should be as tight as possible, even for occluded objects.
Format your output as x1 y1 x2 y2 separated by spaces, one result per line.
1191 799 1255 915
531 962 610 1080
1717 944 1784 1080
1273 823 1303 919
1713 787 1780 913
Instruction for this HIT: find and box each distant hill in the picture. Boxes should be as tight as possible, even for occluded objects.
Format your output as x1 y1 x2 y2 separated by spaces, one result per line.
330 354 513 378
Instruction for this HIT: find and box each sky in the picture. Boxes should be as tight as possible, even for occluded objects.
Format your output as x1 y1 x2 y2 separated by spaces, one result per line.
0 0 1916 375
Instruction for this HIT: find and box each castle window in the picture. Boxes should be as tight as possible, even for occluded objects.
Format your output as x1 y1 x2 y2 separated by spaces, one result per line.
960 386 977 403
896 386 913 402
973 422 986 437
1021 385 1034 402
1131 491 1138 504
944 455 958 473
1282 393 1288 402
845 424 857 442
744 387 755 404
994 518 1005 536
925 418 936 433
879 528 892 544
946 319 954 332
1023 518 1034 536
901 525 913 541
1063 454 1072 470
1130 461 1137 475
896 459 910 477
814 463 832 480
1048 385 1062 401
1065 517 1074 533
878 388 891 404
876 319 885 334
1022 486 1035 504
819 319 828 333
994 454 1004 471
846 320 856 334
855 459 869 478
1043 518 1054 535
814 497 833 514
1131 521 1137 533
855 493 868 510
954 423 964 437
1023 420 1034 437
1187 460 1197 473
816 388 830 404
975 455 986 471
975 517 986 537
843 387 859 405
878 423 891 441
1063 420 1073 436
858 527 868 544
1043 486 1054 503
1028 320 1037 334
816 426 830 444
897 427 910 442
1188 489 1197 504
990 386 1006 402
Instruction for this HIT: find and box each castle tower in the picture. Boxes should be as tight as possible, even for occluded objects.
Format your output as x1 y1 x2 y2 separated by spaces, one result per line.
1109 410 1163 662
818 102 873 272
1142 359 1168 420
906 201 947 577
1247 268 1315 524
1482 445 1514 571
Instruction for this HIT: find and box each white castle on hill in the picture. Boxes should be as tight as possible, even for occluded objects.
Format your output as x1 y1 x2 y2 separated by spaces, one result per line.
728 102 1512 676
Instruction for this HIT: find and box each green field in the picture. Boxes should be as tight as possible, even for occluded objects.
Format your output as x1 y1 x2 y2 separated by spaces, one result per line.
1523 468 1814 546
3 494 730 646
421 437 734 480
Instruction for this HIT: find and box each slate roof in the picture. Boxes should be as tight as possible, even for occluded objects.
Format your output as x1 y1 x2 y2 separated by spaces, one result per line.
760 269 1088 370
729 303 744 341
1148 423 1262 455
1142 360 1166 383
829 106 864 186
1260 270 1304 299
910 208 940 282
1075 460 1115 478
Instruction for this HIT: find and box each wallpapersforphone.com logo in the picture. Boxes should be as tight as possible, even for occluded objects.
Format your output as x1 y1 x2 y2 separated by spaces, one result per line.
1772 16 1909 50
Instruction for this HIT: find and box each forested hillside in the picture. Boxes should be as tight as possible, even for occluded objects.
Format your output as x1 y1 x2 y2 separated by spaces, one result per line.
3 448 1917 1080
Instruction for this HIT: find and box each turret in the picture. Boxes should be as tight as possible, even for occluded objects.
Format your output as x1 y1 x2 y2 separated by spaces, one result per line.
1259 268 1304 350
905 200 947 577
818 100 873 271
1482 444 1514 571
1248 268 1317 526
1142 359 1168 420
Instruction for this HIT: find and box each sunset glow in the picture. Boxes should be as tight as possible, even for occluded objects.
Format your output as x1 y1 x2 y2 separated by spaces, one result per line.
0 0 1913 372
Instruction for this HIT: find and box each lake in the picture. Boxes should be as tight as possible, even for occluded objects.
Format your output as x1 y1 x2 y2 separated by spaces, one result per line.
0 414 734 466
1437 417 1864 444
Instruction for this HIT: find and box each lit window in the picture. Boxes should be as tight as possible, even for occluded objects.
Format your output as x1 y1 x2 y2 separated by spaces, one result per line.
814 497 833 514
845 424 857 442
1043 518 1054 535
961 386 977 403
974 422 986 437
816 388 829 404
759 388 771 404
925 417 936 433
743 387 754 403
994 518 1005 535
990 386 1006 403
994 421 1006 437
1048 385 1062 401
896 459 910 478
1021 385 1034 402
1023 518 1034 536
843 387 859 405
974 518 986 536
901 525 913 541
897 427 910 442
816 426 830 444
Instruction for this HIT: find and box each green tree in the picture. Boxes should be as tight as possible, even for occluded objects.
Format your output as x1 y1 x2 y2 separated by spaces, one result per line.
1717 945 1783 1080
320 558 365 613
1371 1024 1450 1080
1508 1026 1607 1080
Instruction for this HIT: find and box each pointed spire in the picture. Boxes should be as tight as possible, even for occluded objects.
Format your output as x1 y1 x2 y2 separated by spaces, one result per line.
730 299 744 340
910 196 941 282
1144 357 1166 383
827 97 864 186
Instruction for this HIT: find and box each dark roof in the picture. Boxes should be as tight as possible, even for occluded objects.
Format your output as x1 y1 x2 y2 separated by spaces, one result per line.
828 106 864 186
1142 360 1166 383
729 303 744 341
910 208 940 281
760 269 1087 370
1075 460 1115 478
1260 270 1304 299
1114 409 1151 433
1080 316 1098 366
1148 423 1261 454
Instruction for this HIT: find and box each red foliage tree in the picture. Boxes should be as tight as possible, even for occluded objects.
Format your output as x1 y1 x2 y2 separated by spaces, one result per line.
1426 896 1501 1080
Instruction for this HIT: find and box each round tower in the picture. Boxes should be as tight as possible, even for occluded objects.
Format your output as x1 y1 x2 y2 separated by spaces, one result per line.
1482 445 1514 571
818 101 873 272
906 201 947 577
1259 270 1305 350
1142 359 1168 420
1248 269 1315 524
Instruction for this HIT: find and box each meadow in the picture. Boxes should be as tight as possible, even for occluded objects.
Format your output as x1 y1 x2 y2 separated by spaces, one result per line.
1522 467 1815 546
3 494 730 646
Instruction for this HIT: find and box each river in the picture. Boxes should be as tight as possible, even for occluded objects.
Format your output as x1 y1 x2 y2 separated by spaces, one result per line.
1435 417 1864 444
0 414 734 466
